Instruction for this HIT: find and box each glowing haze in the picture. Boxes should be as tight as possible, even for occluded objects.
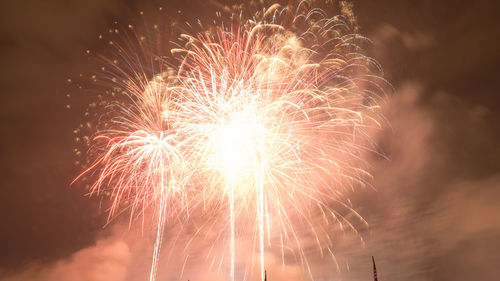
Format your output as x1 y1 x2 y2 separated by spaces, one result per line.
74 1 388 281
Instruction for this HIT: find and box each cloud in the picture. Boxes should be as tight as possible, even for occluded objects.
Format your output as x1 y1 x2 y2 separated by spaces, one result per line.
372 24 436 51
3 237 131 281
343 84 500 281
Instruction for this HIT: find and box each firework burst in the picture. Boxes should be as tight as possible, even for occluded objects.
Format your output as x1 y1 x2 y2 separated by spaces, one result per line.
74 2 388 281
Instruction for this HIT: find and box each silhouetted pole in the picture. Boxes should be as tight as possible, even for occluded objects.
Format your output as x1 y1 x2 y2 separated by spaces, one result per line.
264 270 267 281
372 256 378 281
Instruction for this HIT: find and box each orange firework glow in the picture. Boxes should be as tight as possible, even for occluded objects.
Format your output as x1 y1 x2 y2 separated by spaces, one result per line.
74 2 388 281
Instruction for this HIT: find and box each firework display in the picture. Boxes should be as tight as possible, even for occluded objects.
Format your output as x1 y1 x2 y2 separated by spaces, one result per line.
74 2 388 280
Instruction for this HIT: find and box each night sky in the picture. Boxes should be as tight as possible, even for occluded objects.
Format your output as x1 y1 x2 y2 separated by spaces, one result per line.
1 0 499 280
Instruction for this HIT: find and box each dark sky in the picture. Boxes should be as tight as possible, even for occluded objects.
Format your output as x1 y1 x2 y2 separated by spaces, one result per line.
1 0 499 280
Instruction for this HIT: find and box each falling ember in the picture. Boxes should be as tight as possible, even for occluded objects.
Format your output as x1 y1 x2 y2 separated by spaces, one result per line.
73 1 388 281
